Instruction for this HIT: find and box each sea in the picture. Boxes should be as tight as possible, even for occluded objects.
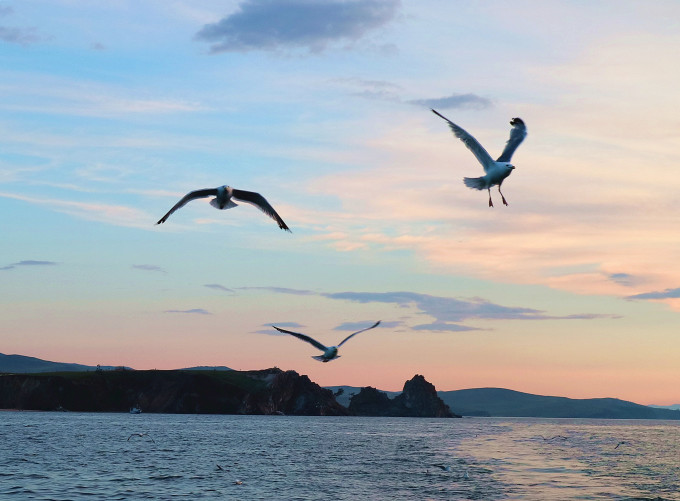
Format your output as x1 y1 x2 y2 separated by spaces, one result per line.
1 412 678 500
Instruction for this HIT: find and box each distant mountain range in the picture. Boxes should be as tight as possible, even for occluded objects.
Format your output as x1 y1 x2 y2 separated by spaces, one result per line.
649 404 680 411
0 353 229 374
328 385 680 420
436 388 680 420
0 353 126 373
3 353 678 419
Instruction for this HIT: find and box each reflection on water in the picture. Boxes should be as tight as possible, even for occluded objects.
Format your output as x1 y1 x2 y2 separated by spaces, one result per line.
0 412 677 500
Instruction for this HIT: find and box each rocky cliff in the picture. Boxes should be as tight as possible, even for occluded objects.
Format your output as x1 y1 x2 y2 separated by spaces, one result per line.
349 374 459 418
0 368 348 416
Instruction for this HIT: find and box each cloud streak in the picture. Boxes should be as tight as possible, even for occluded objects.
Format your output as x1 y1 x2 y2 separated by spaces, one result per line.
164 308 212 315
0 260 58 271
204 283 234 293
323 291 616 323
627 288 680 301
195 0 400 53
243 287 617 331
408 93 492 110
132 264 166 273
0 191 155 229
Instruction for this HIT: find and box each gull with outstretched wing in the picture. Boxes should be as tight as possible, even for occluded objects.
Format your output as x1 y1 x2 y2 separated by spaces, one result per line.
273 321 381 362
432 109 527 207
156 185 290 231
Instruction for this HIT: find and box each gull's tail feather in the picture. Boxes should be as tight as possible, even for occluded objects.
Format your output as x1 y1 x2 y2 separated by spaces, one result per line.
312 355 339 362
209 199 238 210
463 176 487 191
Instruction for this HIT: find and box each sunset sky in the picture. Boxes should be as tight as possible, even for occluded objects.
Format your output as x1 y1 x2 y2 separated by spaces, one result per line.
2 0 679 405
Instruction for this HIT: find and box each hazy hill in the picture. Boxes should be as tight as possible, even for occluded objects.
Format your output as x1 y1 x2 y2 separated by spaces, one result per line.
178 366 232 371
0 353 232 374
649 404 680 411
0 353 124 373
437 388 680 420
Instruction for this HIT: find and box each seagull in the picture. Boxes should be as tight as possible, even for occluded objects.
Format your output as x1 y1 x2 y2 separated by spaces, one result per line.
156 185 291 231
272 321 381 362
432 109 527 207
127 432 155 443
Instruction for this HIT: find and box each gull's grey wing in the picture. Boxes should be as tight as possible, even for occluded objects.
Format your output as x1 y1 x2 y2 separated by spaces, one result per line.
231 189 291 232
432 109 494 172
156 188 218 225
273 326 328 351
337 320 381 347
496 118 527 162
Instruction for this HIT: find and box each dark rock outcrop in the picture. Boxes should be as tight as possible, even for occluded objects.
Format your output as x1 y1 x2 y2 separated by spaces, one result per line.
0 368 348 416
349 375 459 418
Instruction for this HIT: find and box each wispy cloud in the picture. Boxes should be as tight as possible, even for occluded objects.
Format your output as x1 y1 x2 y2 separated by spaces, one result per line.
408 93 492 110
0 26 41 45
323 291 614 323
411 322 481 332
195 0 400 53
255 322 305 335
237 286 315 295
204 283 234 293
0 74 203 118
333 320 391 331
0 6 44 46
608 273 642 287
0 191 155 229
245 287 617 331
0 260 58 271
627 288 680 301
265 322 305 328
132 264 166 273
164 308 212 315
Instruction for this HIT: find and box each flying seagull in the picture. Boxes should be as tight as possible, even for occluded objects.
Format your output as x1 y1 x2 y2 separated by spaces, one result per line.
127 432 155 443
272 321 381 362
156 185 290 231
432 109 527 207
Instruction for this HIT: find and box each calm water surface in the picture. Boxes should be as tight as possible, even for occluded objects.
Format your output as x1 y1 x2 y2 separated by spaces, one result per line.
0 412 677 500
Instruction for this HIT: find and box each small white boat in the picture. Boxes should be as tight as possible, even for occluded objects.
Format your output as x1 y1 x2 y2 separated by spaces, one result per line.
129 407 142 414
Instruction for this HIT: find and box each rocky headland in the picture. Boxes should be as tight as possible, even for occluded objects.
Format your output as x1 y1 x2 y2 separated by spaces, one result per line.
348 374 460 418
0 368 348 416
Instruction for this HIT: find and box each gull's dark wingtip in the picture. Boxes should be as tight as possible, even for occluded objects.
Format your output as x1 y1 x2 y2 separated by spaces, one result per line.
431 108 450 122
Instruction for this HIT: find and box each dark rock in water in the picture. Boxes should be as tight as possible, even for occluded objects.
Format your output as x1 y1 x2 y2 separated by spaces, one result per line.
349 375 459 418
0 368 347 416
347 386 393 416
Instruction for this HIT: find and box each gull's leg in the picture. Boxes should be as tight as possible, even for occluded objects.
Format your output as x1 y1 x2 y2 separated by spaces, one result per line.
499 186 508 206
488 188 494 207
